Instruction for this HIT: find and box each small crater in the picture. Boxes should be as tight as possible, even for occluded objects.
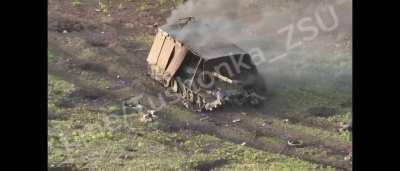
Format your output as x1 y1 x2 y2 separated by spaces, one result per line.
79 63 108 73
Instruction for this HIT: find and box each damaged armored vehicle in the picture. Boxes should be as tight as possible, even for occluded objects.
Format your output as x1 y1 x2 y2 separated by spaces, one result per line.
146 18 266 111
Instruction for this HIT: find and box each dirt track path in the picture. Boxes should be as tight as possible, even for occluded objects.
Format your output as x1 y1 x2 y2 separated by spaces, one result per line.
49 39 352 170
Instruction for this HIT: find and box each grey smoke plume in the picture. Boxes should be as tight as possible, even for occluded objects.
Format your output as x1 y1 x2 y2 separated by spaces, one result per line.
166 0 352 92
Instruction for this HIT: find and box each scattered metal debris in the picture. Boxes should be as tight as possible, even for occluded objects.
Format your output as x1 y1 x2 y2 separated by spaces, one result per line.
140 110 158 123
344 152 352 161
118 152 135 160
200 116 209 122
132 104 144 112
283 119 289 124
338 122 352 132
287 139 303 147
262 120 273 127
123 96 145 113
232 119 241 123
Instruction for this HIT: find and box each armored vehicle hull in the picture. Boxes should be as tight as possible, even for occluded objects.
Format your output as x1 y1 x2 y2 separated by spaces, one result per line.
146 19 266 111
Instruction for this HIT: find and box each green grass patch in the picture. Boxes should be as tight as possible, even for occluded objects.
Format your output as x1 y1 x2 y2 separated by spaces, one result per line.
95 0 109 13
82 77 112 90
164 106 201 123
49 106 326 170
48 51 60 61
136 1 150 13
339 130 352 142
48 75 77 120
135 34 154 47
261 136 286 146
48 75 76 99
72 0 81 7
283 119 350 143
183 134 324 171
78 48 97 60
326 112 352 124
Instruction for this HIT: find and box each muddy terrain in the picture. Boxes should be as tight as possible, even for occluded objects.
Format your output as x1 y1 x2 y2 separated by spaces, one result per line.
48 0 352 170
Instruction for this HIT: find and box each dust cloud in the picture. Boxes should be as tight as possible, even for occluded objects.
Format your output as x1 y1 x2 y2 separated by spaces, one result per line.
166 0 352 92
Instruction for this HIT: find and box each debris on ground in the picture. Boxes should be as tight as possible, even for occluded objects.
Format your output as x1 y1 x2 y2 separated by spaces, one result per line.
283 119 289 124
118 153 135 160
48 0 353 169
125 23 134 28
344 152 352 161
140 110 158 123
232 119 241 123
287 139 303 147
338 122 352 132
123 96 145 113
262 120 273 127
131 104 144 112
200 116 209 122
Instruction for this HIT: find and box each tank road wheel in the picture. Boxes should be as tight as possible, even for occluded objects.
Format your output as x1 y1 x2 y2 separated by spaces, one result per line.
181 86 190 108
179 88 205 112
170 80 178 93
195 95 205 112
186 93 205 112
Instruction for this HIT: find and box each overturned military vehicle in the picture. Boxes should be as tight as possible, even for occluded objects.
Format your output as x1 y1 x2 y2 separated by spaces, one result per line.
146 18 266 111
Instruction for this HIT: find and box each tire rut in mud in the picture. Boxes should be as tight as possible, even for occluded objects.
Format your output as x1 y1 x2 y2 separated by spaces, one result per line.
158 107 352 170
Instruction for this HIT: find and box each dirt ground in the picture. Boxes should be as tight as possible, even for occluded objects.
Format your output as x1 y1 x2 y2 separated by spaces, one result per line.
48 0 352 170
